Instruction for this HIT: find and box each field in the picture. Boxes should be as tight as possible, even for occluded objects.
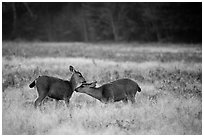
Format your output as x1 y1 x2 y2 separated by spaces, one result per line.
2 42 202 134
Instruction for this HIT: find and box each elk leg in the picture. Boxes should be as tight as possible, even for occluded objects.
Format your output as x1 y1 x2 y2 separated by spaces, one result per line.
55 99 59 109
110 98 114 103
130 98 135 104
128 95 135 104
64 97 70 107
34 90 47 108
122 98 128 104
34 95 46 108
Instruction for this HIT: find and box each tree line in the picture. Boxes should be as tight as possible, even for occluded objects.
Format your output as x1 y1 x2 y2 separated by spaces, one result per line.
2 2 202 43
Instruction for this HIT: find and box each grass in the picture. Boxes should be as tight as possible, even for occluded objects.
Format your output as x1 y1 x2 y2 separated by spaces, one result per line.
2 42 202 134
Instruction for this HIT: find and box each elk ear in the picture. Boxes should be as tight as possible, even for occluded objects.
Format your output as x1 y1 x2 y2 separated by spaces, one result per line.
69 66 75 72
90 81 97 88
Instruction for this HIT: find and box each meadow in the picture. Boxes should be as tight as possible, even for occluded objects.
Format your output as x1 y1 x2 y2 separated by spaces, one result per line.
2 42 202 134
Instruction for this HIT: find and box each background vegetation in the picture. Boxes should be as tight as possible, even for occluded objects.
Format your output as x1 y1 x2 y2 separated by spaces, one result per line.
2 2 202 43
2 42 202 134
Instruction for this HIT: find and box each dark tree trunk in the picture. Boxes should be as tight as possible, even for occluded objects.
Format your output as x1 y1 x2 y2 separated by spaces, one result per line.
12 3 17 38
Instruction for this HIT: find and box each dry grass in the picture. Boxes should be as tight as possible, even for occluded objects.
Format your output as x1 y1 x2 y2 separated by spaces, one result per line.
2 42 202 134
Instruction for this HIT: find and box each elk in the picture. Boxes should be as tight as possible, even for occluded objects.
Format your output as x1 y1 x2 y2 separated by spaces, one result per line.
29 66 86 108
75 78 141 103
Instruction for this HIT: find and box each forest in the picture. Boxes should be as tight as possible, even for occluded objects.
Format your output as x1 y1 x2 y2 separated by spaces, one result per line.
2 2 202 43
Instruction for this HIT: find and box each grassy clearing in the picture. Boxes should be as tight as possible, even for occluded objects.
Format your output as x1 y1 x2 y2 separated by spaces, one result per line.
2 42 202 134
3 42 201 62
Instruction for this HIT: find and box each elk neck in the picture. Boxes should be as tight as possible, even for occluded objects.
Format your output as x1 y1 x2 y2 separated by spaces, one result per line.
84 86 103 101
70 76 78 91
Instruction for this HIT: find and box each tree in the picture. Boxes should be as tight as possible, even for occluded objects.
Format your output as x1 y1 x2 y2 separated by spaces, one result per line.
2 2 202 43
3 2 34 39
98 3 125 41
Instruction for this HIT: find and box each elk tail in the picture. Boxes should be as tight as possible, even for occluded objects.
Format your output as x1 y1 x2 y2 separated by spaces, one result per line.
29 76 40 88
29 80 36 88
137 85 141 92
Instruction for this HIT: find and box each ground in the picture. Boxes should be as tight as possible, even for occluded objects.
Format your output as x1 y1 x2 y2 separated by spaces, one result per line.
2 42 202 134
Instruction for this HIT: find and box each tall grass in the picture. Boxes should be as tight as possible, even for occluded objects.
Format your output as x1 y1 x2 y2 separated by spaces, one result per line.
3 82 201 134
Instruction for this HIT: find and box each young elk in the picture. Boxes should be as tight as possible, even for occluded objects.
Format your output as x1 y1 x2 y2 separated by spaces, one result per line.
29 66 86 108
75 78 141 104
